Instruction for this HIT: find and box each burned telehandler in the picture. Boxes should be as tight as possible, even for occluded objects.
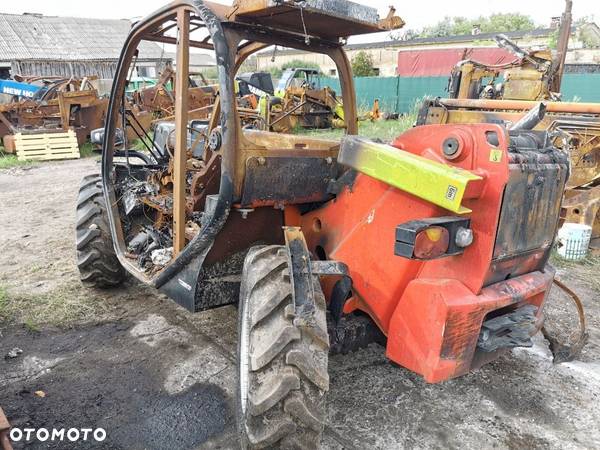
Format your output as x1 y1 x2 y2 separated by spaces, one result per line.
77 1 575 448
447 34 562 102
131 65 217 120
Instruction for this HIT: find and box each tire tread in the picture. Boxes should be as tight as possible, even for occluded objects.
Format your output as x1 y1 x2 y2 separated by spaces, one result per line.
75 174 125 289
238 245 329 449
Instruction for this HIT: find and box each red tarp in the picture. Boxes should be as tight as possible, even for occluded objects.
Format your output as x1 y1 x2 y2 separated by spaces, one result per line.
397 48 517 77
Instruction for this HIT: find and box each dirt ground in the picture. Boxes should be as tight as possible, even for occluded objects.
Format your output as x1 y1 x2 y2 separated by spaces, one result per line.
0 158 599 450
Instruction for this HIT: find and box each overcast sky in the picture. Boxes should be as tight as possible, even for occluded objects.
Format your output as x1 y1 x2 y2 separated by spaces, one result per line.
1 0 597 44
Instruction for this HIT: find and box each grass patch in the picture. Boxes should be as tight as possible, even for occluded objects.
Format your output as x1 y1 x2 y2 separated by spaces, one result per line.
550 252 600 269
132 137 155 152
297 118 415 142
0 285 7 316
551 252 600 291
79 141 97 158
296 105 418 142
0 283 109 329
0 149 36 170
362 117 416 141
24 319 40 333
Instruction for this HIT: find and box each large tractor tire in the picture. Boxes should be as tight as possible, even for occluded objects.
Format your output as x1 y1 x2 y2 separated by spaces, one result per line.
237 245 329 449
76 174 126 288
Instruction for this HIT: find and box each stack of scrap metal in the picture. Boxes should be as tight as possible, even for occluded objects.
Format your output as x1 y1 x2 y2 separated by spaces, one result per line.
0 77 107 153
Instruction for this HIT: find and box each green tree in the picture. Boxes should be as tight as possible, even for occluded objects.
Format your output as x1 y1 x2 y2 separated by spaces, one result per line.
419 13 537 38
486 13 536 33
265 59 322 78
281 59 321 72
548 28 560 49
574 15 596 27
351 51 377 77
575 18 600 49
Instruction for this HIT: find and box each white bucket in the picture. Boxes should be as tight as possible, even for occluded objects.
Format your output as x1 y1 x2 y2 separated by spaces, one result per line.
557 223 592 261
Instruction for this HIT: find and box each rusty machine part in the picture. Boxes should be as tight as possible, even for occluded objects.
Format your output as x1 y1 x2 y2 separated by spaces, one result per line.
0 76 108 150
542 279 588 364
448 1 572 102
74 1 585 448
132 66 217 120
448 35 560 102
0 407 12 450
130 66 264 136
266 68 345 133
123 66 218 144
269 87 344 132
246 68 380 132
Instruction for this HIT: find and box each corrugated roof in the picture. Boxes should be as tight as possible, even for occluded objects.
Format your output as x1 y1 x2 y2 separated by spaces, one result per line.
165 52 216 67
0 13 166 61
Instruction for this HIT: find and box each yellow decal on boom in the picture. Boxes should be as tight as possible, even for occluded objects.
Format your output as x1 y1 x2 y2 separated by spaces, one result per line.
489 148 503 163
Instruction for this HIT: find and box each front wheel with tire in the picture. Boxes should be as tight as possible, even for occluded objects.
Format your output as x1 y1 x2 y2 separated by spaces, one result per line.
76 174 126 288
237 245 329 449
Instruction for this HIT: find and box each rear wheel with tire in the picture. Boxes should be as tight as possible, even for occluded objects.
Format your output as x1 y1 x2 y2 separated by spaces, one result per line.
237 245 329 449
76 174 126 288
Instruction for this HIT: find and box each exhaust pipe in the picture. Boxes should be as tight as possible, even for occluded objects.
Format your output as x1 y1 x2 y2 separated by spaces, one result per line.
510 102 547 131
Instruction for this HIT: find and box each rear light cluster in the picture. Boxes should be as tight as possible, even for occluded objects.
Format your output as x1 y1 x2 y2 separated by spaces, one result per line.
413 226 449 259
395 217 473 260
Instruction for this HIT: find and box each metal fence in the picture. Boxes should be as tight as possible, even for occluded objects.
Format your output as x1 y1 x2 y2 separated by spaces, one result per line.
318 73 600 114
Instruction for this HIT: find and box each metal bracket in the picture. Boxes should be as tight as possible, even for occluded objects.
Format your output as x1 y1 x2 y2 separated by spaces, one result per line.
284 227 316 322
329 275 353 325
284 227 352 329
310 260 348 276
311 260 351 325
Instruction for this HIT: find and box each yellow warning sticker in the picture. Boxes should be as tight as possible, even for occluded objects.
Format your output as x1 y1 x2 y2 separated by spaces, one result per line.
489 148 503 163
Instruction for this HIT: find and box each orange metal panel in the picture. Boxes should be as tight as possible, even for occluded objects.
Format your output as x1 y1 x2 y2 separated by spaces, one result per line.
386 271 552 383
299 124 555 382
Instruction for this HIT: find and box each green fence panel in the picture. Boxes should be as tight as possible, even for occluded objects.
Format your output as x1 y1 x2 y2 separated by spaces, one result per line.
561 74 600 103
396 77 448 113
317 76 340 96
353 77 400 112
319 77 398 111
319 73 600 115
318 76 399 112
318 75 447 114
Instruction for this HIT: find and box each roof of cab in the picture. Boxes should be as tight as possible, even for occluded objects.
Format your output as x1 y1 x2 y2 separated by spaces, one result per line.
227 0 404 42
